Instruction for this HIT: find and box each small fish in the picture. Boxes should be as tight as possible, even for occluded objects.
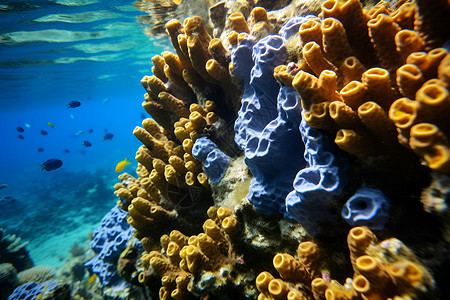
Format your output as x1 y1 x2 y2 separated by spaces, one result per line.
64 149 70 153
87 273 97 286
102 133 114 141
40 130 48 135
88 129 93 133
24 123 31 129
0 184 7 190
16 126 24 132
70 114 75 119
83 140 92 147
67 100 81 108
48 122 56 128
115 158 131 172
102 97 109 103
18 134 24 140
140 113 146 120
74 130 84 136
38 158 63 171
173 0 182 5
38 147 44 152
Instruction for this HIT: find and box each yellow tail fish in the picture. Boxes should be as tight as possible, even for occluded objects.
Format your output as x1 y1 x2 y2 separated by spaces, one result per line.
115 158 131 172
87 273 97 286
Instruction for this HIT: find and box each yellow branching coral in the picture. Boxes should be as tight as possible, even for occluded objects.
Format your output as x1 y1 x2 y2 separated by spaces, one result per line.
279 0 450 176
257 226 434 300
137 206 241 298
256 240 321 299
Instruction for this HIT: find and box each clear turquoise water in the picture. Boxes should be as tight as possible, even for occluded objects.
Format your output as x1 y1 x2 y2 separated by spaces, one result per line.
0 0 170 266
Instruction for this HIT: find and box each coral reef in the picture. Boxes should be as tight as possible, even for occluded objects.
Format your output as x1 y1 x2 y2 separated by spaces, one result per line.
0 228 34 272
136 204 309 299
137 207 243 298
0 263 20 299
7 280 71 300
257 226 435 300
17 265 57 284
102 0 450 298
84 205 135 289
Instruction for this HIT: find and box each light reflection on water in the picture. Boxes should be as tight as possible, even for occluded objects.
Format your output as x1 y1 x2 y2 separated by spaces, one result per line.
0 0 173 108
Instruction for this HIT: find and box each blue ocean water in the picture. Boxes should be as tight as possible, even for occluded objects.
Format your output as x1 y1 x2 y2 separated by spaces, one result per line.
0 0 170 266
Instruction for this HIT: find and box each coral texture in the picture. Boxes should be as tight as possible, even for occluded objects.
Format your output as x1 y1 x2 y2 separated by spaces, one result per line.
0 228 34 272
192 137 231 183
105 0 450 298
232 17 309 216
0 263 20 299
341 186 391 230
258 226 435 300
7 280 71 300
137 206 246 298
84 205 135 288
286 114 347 233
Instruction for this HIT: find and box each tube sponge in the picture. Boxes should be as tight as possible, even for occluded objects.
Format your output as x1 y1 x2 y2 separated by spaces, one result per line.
341 186 391 230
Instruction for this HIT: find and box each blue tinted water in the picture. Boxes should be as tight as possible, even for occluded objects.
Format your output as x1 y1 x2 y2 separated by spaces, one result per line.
0 0 171 266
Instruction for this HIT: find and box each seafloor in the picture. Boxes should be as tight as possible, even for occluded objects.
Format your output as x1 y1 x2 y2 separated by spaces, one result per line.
1 0 450 299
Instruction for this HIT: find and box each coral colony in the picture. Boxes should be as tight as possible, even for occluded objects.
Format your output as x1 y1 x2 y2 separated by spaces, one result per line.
5 0 450 299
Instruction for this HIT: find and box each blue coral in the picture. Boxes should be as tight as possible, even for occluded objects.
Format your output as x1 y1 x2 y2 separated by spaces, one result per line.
243 84 306 215
232 18 314 216
286 116 347 233
341 186 391 230
192 137 218 161
192 137 230 183
204 149 230 184
7 280 67 300
84 205 134 287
